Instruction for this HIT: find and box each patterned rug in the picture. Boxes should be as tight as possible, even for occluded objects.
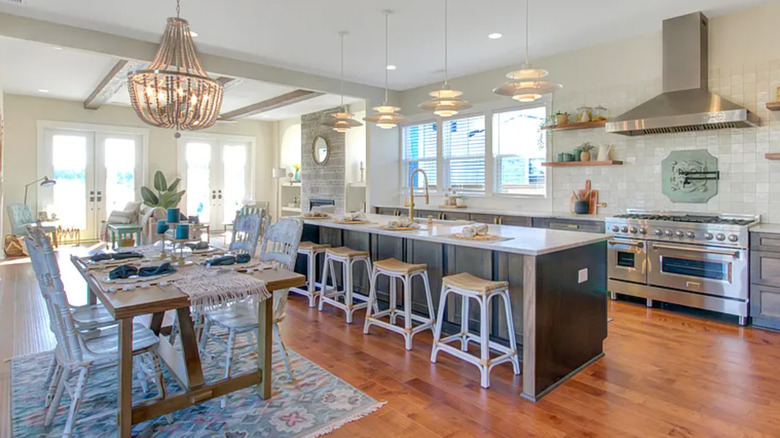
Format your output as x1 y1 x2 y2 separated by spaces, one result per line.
10 334 384 437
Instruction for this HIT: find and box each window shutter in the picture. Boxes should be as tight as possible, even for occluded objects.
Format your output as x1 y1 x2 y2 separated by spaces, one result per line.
443 115 485 192
402 122 438 188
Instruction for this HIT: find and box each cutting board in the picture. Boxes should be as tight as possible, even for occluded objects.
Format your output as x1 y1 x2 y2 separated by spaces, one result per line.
569 180 597 214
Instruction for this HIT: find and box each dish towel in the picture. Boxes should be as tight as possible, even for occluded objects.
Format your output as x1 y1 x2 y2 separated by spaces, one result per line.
109 262 175 280
203 254 252 266
90 252 143 262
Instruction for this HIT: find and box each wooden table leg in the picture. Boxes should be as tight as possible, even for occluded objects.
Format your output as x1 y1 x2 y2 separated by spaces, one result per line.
257 297 273 399
149 312 165 336
176 307 205 389
118 318 134 438
87 285 97 305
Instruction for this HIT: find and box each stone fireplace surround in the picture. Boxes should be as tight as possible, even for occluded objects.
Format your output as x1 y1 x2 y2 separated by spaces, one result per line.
300 108 345 213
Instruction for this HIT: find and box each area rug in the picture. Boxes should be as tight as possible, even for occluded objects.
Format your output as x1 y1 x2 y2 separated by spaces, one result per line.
10 335 384 437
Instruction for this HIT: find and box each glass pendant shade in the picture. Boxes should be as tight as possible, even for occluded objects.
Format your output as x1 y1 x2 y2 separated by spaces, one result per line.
128 13 224 136
493 0 562 102
419 84 472 117
364 104 407 129
322 111 363 133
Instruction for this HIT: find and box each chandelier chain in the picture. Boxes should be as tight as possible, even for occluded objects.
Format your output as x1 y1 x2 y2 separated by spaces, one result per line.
444 0 448 84
340 32 345 109
176 0 181 19
384 11 390 103
525 0 530 66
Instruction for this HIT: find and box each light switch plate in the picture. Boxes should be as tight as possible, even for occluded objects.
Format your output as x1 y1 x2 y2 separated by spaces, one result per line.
578 268 588 284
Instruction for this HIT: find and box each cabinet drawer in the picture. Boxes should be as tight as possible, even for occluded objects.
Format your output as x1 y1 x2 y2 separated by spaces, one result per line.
441 211 470 221
750 250 780 286
470 213 501 224
750 283 780 331
532 217 605 233
375 207 397 216
750 232 780 253
500 215 533 227
414 209 440 219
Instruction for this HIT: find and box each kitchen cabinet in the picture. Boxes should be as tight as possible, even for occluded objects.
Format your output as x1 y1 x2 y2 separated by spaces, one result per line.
750 232 780 331
500 215 533 227
470 213 501 224
376 207 403 216
440 211 470 221
413 209 440 219
533 217 605 233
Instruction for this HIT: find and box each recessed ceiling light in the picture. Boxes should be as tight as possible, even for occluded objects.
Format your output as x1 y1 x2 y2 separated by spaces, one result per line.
189 31 198 37
386 64 397 70
38 89 50 93
488 33 503 39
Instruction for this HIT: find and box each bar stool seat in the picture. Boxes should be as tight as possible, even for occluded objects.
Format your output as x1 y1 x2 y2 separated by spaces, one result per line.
326 247 369 258
431 273 520 388
364 258 436 350
443 273 508 295
291 241 331 307
318 247 372 323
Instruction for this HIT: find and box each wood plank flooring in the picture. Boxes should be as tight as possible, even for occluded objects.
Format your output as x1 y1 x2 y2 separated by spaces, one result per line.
2 245 780 437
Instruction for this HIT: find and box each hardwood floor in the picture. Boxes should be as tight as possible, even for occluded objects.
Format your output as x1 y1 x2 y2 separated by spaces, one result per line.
3 245 780 437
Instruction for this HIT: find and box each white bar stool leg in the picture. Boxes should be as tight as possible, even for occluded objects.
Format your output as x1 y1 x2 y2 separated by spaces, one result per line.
306 251 318 307
431 286 449 363
363 267 380 334
344 259 354 323
402 273 413 350
461 294 470 352
317 256 331 312
421 271 436 327
389 275 398 325
500 290 521 375
478 294 491 388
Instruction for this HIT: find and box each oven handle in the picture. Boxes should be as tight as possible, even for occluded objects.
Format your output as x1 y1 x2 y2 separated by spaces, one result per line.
651 243 740 259
608 240 643 249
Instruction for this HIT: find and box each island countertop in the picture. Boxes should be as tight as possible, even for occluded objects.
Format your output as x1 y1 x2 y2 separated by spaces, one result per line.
301 214 609 256
373 204 608 221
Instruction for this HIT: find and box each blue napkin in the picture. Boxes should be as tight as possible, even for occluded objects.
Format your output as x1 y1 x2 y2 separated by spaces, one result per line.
109 262 175 280
90 252 143 262
184 241 210 251
203 254 251 266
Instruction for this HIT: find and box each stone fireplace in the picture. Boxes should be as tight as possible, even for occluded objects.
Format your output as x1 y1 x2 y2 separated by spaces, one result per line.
300 108 345 213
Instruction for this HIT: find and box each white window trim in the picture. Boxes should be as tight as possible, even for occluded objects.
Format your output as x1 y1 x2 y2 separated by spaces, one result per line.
441 112 487 194
399 118 439 194
397 95 553 199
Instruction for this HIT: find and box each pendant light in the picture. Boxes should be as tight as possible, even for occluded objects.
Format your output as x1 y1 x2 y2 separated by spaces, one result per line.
128 0 224 138
321 32 363 133
493 0 562 102
364 10 408 129
419 0 471 117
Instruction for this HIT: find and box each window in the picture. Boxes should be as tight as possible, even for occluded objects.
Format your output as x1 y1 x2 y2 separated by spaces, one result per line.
492 106 547 196
402 122 438 190
443 115 486 192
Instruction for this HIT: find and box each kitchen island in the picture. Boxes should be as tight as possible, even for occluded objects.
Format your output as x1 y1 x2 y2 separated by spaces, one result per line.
298 214 608 401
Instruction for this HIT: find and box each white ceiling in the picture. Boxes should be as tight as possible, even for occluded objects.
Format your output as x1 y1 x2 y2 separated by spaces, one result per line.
0 0 773 91
0 36 360 121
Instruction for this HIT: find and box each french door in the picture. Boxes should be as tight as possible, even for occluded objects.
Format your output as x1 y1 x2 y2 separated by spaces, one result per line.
39 128 145 240
178 136 252 226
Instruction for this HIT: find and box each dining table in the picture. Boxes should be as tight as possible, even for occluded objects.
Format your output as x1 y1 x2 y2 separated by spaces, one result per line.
71 251 306 438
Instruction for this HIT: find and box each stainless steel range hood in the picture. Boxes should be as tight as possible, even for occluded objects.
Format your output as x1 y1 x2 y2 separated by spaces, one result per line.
606 12 759 136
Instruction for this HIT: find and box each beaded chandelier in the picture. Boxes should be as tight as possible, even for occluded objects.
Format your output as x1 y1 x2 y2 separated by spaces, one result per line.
128 0 224 137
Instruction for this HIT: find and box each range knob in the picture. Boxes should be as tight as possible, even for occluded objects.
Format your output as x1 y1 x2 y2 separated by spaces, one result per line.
716 233 726 241
686 232 695 238
704 232 714 240
639 228 648 235
728 234 739 242
654 229 663 236
675 231 685 238
621 226 628 233
664 230 674 236
611 225 619 232
629 227 638 234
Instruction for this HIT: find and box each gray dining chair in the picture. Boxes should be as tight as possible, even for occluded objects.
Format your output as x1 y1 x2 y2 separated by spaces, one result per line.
199 217 303 407
25 224 168 437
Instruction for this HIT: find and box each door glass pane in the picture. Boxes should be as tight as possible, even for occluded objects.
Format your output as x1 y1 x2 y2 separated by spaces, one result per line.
104 138 136 219
51 135 87 229
186 142 211 223
222 144 247 221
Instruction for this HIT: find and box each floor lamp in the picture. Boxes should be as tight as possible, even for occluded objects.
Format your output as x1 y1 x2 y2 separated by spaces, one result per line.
24 176 57 208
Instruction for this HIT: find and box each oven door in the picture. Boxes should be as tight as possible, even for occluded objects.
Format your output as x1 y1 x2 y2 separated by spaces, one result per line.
608 238 647 284
647 242 747 300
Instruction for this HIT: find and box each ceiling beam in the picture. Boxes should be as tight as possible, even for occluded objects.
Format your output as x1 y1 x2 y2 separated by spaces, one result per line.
0 12 392 104
220 89 325 120
83 59 129 109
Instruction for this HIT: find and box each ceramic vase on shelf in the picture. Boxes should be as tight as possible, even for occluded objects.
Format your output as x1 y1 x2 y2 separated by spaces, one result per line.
555 113 569 125
597 144 613 161
580 151 591 161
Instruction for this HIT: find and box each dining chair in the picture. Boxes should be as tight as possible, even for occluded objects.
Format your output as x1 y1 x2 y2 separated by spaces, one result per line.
199 217 303 407
25 225 168 437
228 207 266 258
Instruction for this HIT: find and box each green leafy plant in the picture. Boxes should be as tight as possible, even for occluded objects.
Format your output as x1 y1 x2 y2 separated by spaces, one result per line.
579 142 595 152
140 171 185 209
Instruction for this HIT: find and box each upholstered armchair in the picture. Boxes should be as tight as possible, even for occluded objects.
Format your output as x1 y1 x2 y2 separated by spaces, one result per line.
6 203 58 246
100 202 166 245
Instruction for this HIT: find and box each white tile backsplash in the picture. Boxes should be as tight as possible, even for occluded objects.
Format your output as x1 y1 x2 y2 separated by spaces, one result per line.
548 61 780 222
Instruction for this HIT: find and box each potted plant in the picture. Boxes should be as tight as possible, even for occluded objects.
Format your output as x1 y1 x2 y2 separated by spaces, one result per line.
555 111 570 126
140 171 185 209
451 193 466 207
579 142 595 161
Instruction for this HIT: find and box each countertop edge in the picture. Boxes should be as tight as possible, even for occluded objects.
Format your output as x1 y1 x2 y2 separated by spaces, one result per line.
372 204 607 221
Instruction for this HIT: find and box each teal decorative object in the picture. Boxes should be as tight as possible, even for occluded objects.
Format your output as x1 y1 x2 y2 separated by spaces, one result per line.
662 149 718 203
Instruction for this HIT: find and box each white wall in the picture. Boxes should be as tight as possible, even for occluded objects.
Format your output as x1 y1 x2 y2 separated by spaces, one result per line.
373 2 780 222
2 94 276 232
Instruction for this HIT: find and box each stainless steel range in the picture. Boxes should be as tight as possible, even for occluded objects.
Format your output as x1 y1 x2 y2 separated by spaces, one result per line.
605 209 759 325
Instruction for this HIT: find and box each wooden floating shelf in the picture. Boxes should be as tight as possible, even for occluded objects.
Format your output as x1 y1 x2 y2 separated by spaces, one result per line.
541 120 608 131
542 160 623 167
765 102 780 111
765 153 780 160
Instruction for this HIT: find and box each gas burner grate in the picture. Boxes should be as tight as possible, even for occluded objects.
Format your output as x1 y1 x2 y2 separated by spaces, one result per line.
612 213 754 226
